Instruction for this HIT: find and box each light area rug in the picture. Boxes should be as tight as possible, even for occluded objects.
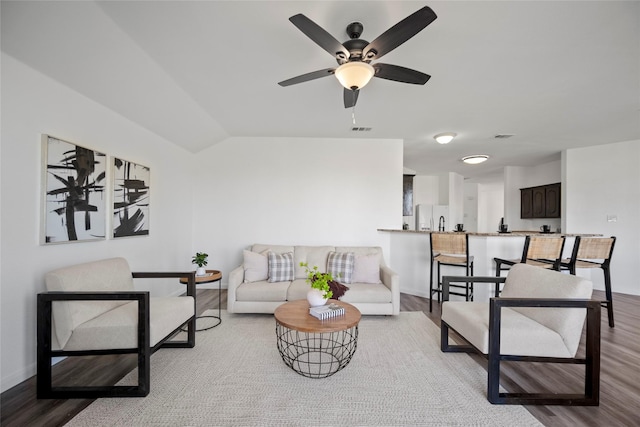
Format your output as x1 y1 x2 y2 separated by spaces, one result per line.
66 310 542 427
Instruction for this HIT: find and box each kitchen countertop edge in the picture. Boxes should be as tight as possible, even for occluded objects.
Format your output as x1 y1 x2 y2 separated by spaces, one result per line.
377 229 602 237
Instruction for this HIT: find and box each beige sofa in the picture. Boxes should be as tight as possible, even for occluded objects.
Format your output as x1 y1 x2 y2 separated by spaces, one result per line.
228 244 399 315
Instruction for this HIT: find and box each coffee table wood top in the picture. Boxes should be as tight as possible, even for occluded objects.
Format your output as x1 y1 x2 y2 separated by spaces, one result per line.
274 299 361 333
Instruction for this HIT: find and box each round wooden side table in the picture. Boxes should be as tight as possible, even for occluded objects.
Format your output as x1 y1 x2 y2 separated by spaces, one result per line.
180 269 222 331
274 299 361 378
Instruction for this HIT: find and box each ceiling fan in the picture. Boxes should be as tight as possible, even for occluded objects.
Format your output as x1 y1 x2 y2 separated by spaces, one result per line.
278 6 437 108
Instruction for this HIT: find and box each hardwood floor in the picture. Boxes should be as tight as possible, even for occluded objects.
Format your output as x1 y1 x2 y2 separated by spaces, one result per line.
2 289 639 426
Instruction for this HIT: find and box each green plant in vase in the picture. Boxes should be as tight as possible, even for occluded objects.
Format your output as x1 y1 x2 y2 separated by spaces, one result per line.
192 252 209 276
300 262 333 301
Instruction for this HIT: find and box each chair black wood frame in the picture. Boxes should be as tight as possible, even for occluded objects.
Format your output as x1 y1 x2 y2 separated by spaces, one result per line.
37 272 196 399
440 275 601 406
429 232 474 312
560 236 616 328
494 235 566 277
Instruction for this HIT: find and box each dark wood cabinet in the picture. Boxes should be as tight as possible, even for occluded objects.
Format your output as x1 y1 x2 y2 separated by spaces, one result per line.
521 188 533 218
545 183 561 217
520 183 561 218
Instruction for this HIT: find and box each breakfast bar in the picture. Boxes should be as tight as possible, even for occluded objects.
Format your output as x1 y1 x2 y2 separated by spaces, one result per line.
378 229 602 302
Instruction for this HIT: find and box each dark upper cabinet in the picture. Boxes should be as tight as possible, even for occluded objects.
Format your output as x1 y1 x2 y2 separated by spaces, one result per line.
545 183 561 217
521 188 533 218
520 183 561 218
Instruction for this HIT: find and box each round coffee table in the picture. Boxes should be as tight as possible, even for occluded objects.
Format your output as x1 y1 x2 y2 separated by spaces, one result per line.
274 299 361 378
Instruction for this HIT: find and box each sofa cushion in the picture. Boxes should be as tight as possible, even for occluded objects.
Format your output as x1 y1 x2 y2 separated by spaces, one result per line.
340 282 391 304
352 252 382 284
327 251 355 284
287 278 310 301
45 257 134 349
293 246 335 279
251 244 294 255
236 280 290 302
59 296 194 351
243 249 268 282
268 251 294 282
442 301 573 358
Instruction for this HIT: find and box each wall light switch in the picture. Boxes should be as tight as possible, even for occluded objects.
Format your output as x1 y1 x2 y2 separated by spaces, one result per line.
607 215 617 222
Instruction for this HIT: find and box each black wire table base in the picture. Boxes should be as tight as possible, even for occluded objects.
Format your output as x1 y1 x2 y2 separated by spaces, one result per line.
275 323 359 378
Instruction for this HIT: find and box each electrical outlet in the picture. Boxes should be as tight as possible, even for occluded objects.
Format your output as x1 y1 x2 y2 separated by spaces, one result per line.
607 215 617 222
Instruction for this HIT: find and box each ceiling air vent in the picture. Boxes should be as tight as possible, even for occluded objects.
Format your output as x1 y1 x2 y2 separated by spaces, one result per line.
351 127 372 132
494 134 514 139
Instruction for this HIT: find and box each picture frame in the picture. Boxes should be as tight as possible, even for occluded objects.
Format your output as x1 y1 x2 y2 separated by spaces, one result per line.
112 157 150 238
40 135 107 244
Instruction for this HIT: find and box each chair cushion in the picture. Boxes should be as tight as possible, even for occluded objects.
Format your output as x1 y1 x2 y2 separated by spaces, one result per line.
500 264 592 356
442 301 573 357
58 296 194 351
45 258 135 348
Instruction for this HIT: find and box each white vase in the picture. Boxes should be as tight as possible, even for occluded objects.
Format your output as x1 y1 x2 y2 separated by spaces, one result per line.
307 288 328 307
196 267 207 277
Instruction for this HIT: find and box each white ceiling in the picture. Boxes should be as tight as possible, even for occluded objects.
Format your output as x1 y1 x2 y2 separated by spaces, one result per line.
2 1 639 181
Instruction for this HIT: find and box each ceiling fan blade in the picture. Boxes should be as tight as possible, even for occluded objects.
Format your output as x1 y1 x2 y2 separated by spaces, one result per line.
344 88 359 108
289 14 350 60
373 63 431 85
278 68 336 87
363 6 437 61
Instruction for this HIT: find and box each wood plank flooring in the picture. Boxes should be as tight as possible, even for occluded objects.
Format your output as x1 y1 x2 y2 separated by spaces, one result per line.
2 289 639 427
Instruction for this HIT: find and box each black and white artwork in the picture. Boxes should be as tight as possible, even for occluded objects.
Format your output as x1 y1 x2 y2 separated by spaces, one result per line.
41 135 107 244
112 157 150 238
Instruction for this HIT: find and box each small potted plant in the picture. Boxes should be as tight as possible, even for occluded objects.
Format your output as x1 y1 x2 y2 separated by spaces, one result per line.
192 252 209 276
300 262 333 306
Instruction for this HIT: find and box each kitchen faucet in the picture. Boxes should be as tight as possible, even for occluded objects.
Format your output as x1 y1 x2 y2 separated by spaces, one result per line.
438 216 445 232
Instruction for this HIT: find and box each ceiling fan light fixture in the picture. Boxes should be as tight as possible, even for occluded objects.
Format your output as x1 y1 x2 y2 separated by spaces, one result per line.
462 155 489 164
434 132 456 144
335 62 375 90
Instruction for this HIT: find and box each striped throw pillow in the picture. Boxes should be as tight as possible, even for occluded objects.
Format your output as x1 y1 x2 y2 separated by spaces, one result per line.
327 251 355 284
267 251 294 283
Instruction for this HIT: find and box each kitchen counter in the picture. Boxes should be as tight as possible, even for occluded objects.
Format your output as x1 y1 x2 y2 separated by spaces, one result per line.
378 229 602 237
380 229 602 301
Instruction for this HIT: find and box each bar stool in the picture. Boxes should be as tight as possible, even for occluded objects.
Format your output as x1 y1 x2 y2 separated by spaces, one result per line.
429 232 474 312
494 235 566 277
560 236 616 327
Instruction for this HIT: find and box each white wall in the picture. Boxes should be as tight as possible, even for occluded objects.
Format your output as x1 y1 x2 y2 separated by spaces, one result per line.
477 182 505 232
504 160 562 231
563 140 640 296
0 54 195 391
463 183 479 232
191 137 402 278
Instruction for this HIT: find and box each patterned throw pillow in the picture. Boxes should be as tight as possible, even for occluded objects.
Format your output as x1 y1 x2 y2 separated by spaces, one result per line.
327 251 355 284
267 251 294 283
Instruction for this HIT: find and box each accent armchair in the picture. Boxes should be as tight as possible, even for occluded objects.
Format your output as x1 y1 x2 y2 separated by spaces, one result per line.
440 263 601 405
37 257 196 399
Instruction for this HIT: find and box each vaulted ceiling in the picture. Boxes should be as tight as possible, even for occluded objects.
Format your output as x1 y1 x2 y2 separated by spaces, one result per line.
2 1 638 181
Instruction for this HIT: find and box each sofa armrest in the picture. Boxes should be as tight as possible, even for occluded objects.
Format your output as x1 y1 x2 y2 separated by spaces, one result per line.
380 265 400 315
227 265 245 313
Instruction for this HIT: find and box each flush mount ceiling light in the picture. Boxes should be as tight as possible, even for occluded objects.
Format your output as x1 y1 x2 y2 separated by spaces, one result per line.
334 62 375 90
462 155 489 164
434 132 457 144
